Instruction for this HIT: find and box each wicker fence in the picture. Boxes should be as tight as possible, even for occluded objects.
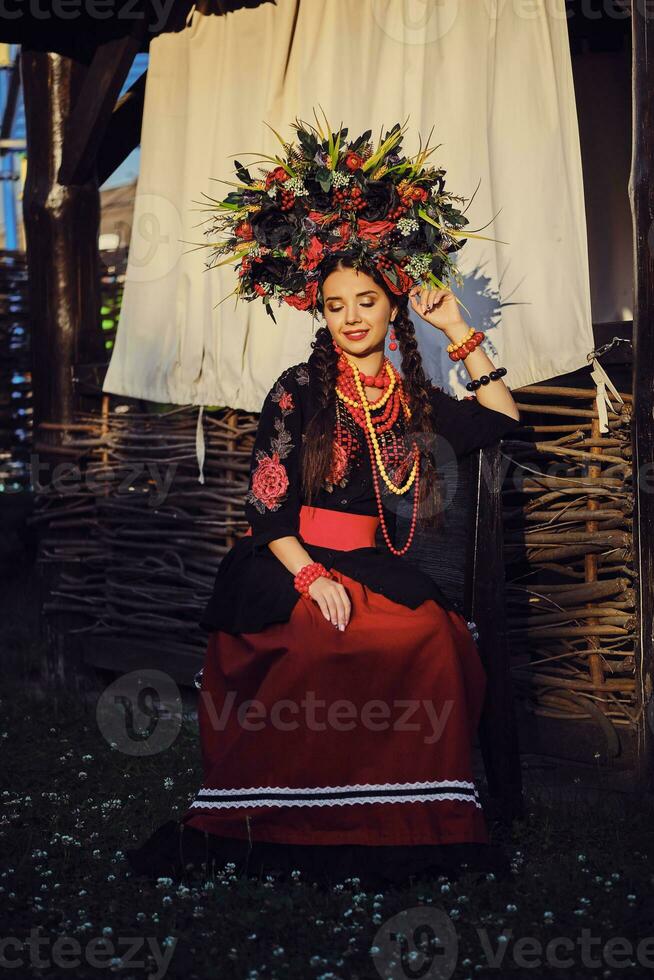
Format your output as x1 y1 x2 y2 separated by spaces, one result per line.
0 247 638 764
32 402 257 678
503 381 635 761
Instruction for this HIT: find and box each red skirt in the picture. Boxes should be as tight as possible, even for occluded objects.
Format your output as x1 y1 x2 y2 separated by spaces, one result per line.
181 506 490 855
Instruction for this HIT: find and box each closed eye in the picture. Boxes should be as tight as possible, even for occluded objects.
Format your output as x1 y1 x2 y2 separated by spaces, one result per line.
328 303 374 312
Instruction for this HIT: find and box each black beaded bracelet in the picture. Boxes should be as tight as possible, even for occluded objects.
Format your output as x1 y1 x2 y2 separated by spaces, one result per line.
466 366 507 392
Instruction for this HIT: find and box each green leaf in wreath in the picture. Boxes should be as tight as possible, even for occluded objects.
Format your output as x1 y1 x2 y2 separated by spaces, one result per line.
233 160 253 184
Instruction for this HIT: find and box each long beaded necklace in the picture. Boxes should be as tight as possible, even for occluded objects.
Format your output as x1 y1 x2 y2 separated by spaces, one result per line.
334 345 421 556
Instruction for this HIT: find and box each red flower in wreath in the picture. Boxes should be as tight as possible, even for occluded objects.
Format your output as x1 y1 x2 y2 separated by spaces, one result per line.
357 219 395 245
326 221 352 254
265 166 289 189
299 236 325 270
377 262 414 296
345 151 364 171
235 220 253 240
284 280 318 311
251 451 289 510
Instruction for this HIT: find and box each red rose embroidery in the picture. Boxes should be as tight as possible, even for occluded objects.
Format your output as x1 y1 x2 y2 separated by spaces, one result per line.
327 441 349 485
278 391 295 412
392 452 414 483
251 452 289 510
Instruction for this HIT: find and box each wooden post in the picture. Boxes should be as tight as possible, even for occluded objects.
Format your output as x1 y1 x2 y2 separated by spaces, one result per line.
21 47 101 690
470 443 524 823
629 4 654 792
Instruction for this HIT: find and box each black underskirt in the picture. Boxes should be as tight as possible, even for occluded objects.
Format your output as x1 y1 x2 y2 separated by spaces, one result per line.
125 821 511 890
199 536 462 636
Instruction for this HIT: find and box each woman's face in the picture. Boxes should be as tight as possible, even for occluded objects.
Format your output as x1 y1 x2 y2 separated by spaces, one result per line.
321 265 398 360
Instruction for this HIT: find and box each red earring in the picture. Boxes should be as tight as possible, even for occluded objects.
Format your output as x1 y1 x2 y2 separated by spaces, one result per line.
389 321 398 351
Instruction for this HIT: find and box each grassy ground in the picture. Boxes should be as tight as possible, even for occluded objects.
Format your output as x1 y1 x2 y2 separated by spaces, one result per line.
2 563 654 979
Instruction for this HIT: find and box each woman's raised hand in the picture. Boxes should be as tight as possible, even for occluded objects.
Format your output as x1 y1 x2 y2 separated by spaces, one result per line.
408 285 465 332
308 576 351 631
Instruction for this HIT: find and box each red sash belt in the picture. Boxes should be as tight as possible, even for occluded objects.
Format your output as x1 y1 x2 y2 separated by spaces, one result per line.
243 504 379 551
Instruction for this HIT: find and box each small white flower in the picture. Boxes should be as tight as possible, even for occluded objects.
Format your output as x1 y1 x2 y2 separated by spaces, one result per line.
396 216 419 236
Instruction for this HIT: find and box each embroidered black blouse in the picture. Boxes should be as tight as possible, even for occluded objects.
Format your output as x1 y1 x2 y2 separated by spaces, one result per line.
199 360 521 634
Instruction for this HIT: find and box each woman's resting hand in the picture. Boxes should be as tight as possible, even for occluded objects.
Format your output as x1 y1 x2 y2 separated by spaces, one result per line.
308 576 351 631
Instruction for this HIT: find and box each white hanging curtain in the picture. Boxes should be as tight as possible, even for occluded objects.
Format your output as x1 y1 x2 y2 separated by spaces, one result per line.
103 0 594 415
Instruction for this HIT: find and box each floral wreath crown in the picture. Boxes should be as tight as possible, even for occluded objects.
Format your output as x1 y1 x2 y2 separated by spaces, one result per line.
199 107 472 323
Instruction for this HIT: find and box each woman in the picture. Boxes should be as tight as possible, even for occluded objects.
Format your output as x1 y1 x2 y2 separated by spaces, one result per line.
126 118 521 888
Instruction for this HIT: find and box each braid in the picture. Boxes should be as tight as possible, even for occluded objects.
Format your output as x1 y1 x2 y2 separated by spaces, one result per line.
301 325 339 504
393 303 446 531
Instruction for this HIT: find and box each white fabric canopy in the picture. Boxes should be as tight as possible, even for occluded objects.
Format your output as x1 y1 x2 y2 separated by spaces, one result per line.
103 0 594 420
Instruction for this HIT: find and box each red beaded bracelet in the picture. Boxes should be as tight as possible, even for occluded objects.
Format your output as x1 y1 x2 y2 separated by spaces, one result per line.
448 331 485 361
294 561 334 598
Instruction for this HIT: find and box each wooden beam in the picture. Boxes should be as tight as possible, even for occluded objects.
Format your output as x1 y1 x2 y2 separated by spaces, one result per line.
629 4 654 793
97 69 146 187
58 26 148 186
469 443 525 823
21 47 103 689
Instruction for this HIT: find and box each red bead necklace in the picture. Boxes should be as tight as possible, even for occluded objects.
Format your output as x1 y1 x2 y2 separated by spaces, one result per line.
333 347 421 556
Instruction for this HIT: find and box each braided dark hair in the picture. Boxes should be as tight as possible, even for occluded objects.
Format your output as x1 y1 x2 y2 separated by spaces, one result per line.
301 253 446 531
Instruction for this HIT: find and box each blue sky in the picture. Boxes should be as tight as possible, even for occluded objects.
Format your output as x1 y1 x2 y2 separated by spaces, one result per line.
101 52 148 189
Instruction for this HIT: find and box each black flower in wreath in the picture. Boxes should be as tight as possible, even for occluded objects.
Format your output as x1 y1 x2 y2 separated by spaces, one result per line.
302 175 333 212
359 179 400 221
249 208 299 248
250 255 292 287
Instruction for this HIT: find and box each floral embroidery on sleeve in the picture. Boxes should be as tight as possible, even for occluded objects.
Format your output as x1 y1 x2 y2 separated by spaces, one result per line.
294 364 310 387
245 381 297 515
